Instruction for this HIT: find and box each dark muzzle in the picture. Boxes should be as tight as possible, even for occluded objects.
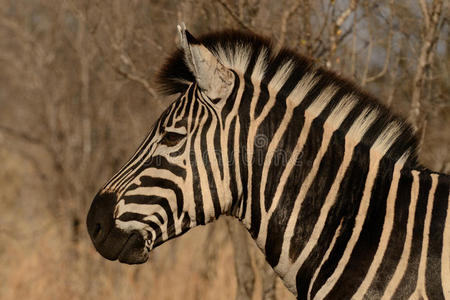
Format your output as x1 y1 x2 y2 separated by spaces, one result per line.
86 192 148 264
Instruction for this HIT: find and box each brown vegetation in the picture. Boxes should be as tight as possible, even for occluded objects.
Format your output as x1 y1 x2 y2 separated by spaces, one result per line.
0 0 448 299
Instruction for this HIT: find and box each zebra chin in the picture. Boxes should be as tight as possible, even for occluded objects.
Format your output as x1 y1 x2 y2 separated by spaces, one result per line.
86 192 149 265
116 232 149 264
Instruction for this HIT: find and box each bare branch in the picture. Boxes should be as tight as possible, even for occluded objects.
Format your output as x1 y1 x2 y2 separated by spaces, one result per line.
336 0 358 27
360 42 373 86
386 50 402 107
226 218 255 300
350 6 358 78
216 0 254 31
0 125 44 146
327 0 358 66
0 17 37 45
418 117 428 153
361 3 375 86
262 262 277 300
365 0 394 83
2 143 49 182
419 0 430 29
315 26 353 59
277 2 301 49
114 66 157 98
409 0 444 130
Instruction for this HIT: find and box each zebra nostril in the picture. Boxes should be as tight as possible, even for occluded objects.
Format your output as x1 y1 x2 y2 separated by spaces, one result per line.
86 192 117 245
93 223 102 240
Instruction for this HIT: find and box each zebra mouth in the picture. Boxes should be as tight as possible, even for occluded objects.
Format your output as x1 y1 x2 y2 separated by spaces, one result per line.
117 231 150 264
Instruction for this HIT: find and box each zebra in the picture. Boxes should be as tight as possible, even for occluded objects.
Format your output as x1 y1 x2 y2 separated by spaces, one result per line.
86 24 450 299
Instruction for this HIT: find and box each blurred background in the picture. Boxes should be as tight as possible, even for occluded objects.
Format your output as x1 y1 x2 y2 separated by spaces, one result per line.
0 0 448 299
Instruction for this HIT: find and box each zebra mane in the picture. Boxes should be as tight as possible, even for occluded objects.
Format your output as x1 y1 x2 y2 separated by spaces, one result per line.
156 30 273 95
156 30 419 166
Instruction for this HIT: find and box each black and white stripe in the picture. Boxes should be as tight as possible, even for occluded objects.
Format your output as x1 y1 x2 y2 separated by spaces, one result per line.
88 26 450 299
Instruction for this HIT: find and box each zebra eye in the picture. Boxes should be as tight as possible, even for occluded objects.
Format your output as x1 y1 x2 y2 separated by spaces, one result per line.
161 132 185 147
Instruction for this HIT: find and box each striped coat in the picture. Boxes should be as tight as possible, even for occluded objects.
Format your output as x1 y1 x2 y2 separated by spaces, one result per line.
87 25 450 299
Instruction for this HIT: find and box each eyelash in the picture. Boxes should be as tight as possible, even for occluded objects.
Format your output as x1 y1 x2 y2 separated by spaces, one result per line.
161 132 185 147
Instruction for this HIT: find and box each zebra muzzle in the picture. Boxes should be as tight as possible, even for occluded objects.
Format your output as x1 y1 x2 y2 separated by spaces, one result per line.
86 192 149 264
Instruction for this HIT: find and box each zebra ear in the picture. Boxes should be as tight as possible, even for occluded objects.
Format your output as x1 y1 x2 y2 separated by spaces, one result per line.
177 24 234 102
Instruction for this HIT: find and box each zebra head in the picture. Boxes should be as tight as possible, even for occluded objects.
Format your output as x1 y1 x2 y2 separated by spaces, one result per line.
86 25 237 264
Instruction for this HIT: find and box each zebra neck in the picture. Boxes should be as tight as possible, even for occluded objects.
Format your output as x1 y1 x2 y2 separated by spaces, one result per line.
235 150 449 297
219 64 447 295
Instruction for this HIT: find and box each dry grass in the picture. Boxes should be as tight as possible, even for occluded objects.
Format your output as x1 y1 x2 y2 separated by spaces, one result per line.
0 149 292 299
0 195 293 299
